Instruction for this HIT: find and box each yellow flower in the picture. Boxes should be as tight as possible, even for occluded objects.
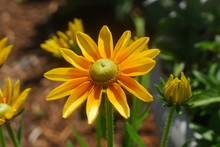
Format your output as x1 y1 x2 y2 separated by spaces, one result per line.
0 38 13 66
44 25 160 124
0 78 31 125
163 72 191 104
41 18 84 55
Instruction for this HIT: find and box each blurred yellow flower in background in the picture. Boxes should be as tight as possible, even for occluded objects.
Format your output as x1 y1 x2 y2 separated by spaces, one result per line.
163 72 191 104
0 38 13 66
41 18 84 55
44 25 160 124
0 78 31 125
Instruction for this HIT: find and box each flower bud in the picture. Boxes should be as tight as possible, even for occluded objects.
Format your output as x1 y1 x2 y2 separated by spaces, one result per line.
163 72 191 104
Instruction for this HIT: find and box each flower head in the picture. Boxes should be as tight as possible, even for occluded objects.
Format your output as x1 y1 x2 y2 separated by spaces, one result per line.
44 25 160 124
41 18 84 55
0 37 13 66
0 78 31 125
163 72 191 104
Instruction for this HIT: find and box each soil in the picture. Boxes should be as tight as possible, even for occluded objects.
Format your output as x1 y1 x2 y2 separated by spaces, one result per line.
0 0 159 146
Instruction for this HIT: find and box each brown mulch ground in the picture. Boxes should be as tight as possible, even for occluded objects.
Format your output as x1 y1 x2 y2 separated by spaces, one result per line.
0 0 159 146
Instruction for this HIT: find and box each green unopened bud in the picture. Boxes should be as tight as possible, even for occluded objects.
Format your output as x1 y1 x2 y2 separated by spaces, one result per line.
0 103 12 117
90 59 118 82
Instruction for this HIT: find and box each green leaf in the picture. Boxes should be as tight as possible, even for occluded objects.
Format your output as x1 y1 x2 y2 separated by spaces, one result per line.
190 96 220 107
160 53 176 61
66 140 74 147
190 123 214 141
216 70 220 83
209 64 218 76
182 140 191 147
173 62 185 77
135 104 150 129
17 119 24 144
140 74 150 88
72 128 87 147
125 122 145 147
193 70 214 88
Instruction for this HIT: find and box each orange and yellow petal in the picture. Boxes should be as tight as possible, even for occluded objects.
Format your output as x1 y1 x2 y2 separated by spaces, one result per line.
12 88 31 111
44 68 88 81
62 81 93 118
98 26 113 59
107 83 130 118
46 77 89 100
114 37 149 64
13 80 20 101
121 49 160 65
119 58 156 76
40 36 62 54
59 48 91 71
5 107 16 120
0 38 8 49
76 32 101 62
86 86 103 124
141 49 160 59
67 18 84 42
112 31 131 59
3 78 12 103
118 76 153 102
0 45 13 65
0 38 13 65
0 90 3 101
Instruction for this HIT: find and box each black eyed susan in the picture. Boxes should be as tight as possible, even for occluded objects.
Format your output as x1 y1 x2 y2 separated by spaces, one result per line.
41 18 84 55
0 78 31 125
44 25 160 124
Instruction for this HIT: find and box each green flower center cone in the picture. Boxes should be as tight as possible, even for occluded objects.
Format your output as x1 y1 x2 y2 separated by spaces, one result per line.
90 59 118 82
0 103 12 117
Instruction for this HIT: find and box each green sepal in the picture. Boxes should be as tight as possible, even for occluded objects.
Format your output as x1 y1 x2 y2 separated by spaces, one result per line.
175 105 183 115
70 44 82 55
12 108 25 119
52 53 62 58
154 84 164 96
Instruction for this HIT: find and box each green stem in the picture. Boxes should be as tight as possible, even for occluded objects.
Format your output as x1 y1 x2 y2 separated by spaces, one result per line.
105 95 114 147
5 122 20 147
96 114 102 147
160 106 175 147
0 126 6 147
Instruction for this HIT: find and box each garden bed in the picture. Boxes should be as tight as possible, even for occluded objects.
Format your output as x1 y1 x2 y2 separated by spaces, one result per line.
0 0 159 146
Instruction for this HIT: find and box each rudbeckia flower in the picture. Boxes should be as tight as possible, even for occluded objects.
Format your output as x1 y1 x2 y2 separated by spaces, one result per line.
0 78 31 125
163 72 191 104
44 25 160 124
0 38 13 66
41 18 84 55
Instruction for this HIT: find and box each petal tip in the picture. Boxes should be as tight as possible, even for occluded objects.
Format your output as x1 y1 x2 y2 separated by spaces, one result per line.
62 114 68 119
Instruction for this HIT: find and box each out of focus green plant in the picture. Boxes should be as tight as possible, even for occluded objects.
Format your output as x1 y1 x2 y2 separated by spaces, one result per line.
148 0 220 72
192 64 220 105
141 0 220 146
186 64 220 146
